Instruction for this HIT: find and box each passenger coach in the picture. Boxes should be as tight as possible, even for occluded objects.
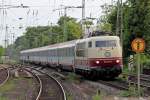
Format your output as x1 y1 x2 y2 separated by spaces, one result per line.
20 35 122 79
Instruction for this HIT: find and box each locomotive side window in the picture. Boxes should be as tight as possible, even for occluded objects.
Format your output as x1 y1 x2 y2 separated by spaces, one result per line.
88 41 92 48
95 40 116 47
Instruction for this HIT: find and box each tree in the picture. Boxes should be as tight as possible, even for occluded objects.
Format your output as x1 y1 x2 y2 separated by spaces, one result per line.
0 46 4 57
0 46 4 62
10 16 82 60
105 0 150 66
128 0 150 55
98 23 112 32
58 16 82 41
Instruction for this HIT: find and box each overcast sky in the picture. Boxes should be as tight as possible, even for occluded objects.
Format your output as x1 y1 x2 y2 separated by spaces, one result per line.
0 0 117 46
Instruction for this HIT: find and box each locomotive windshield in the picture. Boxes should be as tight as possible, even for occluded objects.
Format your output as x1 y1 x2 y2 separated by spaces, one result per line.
95 40 116 47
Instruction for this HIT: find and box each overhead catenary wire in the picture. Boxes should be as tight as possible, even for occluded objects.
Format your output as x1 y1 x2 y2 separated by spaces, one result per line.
0 0 118 46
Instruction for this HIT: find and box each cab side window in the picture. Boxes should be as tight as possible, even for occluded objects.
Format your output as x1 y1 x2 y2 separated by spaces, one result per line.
88 41 92 48
76 42 86 57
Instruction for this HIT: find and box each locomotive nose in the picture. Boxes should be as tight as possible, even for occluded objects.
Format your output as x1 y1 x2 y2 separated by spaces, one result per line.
89 58 122 67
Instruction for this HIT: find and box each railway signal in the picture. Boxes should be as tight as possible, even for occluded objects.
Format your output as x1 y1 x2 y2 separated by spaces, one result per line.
131 38 145 97
131 38 145 53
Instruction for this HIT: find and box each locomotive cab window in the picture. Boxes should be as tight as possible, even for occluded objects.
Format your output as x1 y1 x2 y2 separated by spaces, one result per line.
95 40 117 47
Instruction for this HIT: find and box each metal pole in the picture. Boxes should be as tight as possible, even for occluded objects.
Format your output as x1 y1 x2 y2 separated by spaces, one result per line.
82 0 85 35
116 0 120 36
50 22 53 33
5 25 8 61
63 8 67 42
120 0 123 47
137 53 141 96
12 33 15 43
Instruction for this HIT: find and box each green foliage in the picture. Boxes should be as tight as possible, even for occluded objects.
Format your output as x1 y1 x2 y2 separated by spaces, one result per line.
9 16 82 60
58 16 76 26
98 23 112 32
107 0 150 62
120 85 144 97
14 16 81 49
0 96 8 100
67 73 81 83
0 46 4 57
66 93 73 100
0 46 4 63
66 20 82 40
0 78 15 92
92 90 102 100
83 20 93 29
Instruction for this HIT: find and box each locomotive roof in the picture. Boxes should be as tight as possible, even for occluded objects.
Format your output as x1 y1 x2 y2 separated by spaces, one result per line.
21 36 120 53
77 36 120 43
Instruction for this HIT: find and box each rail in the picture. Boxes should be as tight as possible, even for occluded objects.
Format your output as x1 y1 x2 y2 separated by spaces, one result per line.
24 66 66 100
0 68 10 87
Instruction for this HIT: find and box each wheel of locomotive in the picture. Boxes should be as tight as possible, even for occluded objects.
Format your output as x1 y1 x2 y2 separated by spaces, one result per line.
83 70 87 77
74 68 80 74
102 72 115 80
88 70 97 80
84 70 89 78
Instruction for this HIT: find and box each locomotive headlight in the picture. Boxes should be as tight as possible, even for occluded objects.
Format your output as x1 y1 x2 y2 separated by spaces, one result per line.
96 60 100 64
116 59 120 63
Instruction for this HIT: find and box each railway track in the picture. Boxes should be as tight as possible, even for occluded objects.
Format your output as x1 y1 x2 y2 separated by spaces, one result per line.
98 79 129 90
0 68 9 87
32 65 130 91
123 73 150 88
24 64 130 91
24 66 66 100
21 64 150 96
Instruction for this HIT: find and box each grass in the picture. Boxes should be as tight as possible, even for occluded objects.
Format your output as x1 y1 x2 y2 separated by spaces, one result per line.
28 78 33 85
0 77 33 99
67 73 81 83
0 96 8 100
92 90 102 100
0 78 15 93
66 93 73 100
119 85 144 97
0 77 26 92
0 58 19 65
122 54 150 74
0 78 15 100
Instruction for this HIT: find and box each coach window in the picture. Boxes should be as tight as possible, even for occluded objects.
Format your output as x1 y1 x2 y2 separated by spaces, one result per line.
88 41 92 48
69 48 72 56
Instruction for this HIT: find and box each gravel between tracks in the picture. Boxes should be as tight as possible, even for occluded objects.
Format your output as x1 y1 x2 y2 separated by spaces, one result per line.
38 75 64 100
0 68 40 100
0 69 9 85
22 65 150 100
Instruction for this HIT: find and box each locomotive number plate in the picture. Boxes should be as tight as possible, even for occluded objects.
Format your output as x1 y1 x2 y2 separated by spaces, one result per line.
104 61 112 63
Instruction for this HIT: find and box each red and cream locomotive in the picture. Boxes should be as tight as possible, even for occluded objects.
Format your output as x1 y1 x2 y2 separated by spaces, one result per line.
20 32 123 79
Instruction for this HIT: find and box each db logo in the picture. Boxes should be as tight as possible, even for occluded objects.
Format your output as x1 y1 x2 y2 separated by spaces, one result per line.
104 52 111 57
